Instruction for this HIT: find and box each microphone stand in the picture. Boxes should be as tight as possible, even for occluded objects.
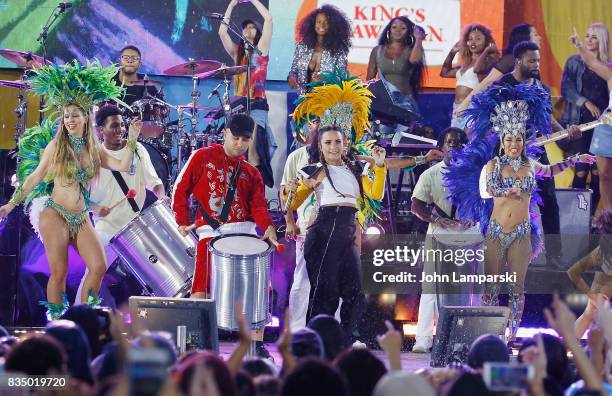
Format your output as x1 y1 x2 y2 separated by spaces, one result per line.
36 4 69 123
217 18 261 115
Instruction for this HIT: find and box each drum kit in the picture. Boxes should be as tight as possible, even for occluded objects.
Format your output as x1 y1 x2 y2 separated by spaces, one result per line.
2 49 271 331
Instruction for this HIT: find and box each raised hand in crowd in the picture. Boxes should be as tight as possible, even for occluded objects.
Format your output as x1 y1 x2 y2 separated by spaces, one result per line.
376 320 402 371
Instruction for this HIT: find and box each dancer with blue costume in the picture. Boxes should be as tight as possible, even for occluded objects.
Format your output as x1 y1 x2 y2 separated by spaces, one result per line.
443 83 596 340
0 60 141 320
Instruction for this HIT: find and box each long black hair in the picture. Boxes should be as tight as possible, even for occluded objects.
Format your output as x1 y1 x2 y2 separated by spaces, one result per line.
377 16 426 93
236 20 262 65
317 125 364 199
503 24 534 55
299 5 351 55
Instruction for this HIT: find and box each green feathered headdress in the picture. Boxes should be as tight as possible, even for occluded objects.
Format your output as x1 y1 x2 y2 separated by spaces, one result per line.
28 59 127 118
15 118 57 205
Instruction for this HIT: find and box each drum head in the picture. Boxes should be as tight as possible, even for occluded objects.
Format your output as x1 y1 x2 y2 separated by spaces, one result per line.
211 234 271 256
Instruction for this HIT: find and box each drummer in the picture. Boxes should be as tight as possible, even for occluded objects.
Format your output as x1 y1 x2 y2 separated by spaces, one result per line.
172 113 277 357
76 104 166 303
114 45 159 106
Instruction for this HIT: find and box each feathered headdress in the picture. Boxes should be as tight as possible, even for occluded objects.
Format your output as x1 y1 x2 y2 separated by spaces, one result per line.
443 82 550 256
291 68 373 144
29 59 127 118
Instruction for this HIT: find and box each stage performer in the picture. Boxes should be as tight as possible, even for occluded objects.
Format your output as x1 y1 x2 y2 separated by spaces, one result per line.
284 68 442 331
366 16 426 120
284 93 388 344
440 23 499 129
287 4 351 95
560 23 610 214
567 210 612 338
218 0 276 187
569 25 612 212
0 60 138 320
113 45 158 107
444 82 595 341
75 104 165 304
172 113 277 357
410 127 481 353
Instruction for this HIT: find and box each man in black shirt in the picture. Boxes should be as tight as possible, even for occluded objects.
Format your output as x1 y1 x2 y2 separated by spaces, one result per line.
113 45 159 107
494 41 581 268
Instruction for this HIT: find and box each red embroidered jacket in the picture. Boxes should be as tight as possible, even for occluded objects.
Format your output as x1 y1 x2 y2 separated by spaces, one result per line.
172 144 273 230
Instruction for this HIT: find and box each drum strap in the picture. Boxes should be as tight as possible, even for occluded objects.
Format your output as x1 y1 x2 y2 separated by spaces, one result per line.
111 171 140 212
198 161 242 229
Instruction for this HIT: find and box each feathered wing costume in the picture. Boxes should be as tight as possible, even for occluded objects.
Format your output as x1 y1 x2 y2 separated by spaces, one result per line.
291 68 383 226
443 83 551 256
9 60 125 318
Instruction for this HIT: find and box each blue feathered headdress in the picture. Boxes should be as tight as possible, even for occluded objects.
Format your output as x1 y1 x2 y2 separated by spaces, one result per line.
464 82 552 143
443 82 551 256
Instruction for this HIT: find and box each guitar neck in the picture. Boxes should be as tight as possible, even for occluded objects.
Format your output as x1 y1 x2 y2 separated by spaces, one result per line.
534 119 602 147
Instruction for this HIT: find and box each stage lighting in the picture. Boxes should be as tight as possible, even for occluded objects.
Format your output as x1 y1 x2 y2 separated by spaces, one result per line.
402 322 417 336
365 224 385 235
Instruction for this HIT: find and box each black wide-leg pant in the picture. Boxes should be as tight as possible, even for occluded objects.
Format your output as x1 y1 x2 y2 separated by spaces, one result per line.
304 206 365 344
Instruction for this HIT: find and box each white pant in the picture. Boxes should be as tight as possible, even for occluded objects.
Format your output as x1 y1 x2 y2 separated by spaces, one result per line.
289 235 310 331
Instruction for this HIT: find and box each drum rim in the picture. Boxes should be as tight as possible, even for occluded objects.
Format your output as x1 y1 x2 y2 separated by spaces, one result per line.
109 200 170 243
208 232 273 258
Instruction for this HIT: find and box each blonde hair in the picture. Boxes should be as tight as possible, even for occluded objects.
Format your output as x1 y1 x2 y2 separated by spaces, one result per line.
588 22 610 63
50 104 101 185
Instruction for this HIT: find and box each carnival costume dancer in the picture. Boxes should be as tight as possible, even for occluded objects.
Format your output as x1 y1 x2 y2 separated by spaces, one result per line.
0 60 139 320
567 210 612 338
444 83 596 340
284 75 387 342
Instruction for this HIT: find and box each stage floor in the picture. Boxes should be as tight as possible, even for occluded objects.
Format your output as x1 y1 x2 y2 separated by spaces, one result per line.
217 341 432 371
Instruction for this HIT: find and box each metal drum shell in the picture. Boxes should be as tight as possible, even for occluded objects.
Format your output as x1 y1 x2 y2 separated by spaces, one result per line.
110 201 197 297
209 233 273 331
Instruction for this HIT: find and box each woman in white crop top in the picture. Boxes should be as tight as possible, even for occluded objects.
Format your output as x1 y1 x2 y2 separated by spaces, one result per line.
283 125 387 343
440 24 499 129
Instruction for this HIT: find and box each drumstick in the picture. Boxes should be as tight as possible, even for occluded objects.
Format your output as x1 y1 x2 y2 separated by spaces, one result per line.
184 219 206 233
269 239 286 253
108 188 137 211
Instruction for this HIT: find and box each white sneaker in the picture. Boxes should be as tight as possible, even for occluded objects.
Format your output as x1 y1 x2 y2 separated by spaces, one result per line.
411 344 431 353
352 340 367 349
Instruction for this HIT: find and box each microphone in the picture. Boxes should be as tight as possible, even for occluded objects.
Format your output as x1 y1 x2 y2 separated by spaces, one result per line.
58 2 72 10
206 12 225 19
208 83 222 100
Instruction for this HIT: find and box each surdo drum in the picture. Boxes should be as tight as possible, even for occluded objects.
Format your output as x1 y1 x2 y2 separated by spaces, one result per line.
209 233 273 330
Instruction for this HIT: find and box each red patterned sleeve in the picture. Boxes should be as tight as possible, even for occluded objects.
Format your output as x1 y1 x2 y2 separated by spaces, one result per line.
248 165 273 230
172 149 201 226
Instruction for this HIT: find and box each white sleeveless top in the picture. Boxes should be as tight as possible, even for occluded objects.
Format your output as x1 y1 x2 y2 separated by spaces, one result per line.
456 66 479 90
316 164 360 206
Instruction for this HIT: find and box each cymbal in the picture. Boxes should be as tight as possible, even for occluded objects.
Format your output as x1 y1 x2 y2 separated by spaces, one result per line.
129 78 163 87
163 59 222 76
0 49 51 69
197 65 252 79
0 79 30 89
176 103 213 111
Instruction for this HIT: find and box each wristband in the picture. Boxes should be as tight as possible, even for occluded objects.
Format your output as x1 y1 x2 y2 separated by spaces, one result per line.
414 155 427 166
8 184 24 206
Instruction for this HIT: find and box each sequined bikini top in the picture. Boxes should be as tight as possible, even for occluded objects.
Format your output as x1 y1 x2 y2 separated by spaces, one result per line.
491 156 537 194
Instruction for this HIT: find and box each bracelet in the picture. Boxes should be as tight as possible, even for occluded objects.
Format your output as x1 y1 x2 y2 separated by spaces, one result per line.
8 184 25 206
127 138 137 153
414 155 427 166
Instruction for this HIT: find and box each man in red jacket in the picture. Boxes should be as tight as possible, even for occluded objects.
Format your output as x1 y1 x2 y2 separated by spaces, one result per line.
172 113 277 298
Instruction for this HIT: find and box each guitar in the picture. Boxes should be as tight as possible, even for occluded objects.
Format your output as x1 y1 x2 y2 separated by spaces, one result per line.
534 109 612 147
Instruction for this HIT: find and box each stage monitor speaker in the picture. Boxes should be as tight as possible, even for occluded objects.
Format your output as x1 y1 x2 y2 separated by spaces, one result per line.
129 296 218 353
534 188 592 266
430 306 509 367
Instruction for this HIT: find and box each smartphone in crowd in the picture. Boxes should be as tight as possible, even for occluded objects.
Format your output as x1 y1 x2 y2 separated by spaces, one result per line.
483 362 534 391
128 347 171 396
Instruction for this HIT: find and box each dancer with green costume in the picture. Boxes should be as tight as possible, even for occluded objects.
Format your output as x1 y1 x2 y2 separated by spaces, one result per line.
0 60 141 320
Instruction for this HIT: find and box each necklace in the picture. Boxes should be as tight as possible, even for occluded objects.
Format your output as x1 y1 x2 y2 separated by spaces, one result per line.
500 155 523 172
67 133 86 156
